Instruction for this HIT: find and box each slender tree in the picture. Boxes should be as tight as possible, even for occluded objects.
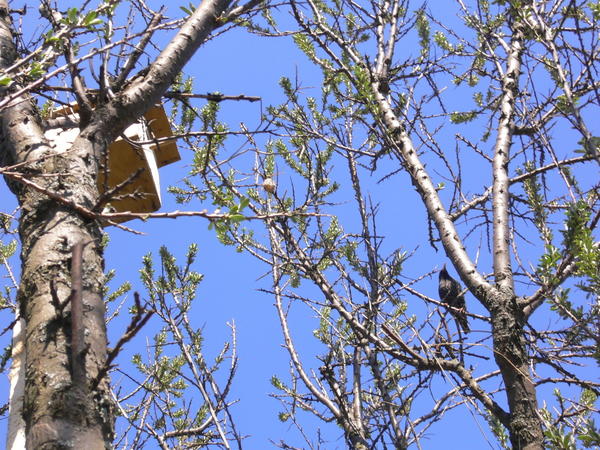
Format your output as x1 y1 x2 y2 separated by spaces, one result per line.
171 0 599 448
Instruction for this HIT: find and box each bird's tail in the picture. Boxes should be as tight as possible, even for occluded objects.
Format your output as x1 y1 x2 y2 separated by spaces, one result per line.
456 313 470 333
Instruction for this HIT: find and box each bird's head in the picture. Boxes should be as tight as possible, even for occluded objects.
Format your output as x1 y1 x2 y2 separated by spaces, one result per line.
439 264 448 278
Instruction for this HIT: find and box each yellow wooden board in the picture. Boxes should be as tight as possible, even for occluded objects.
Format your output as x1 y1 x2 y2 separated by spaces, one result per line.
46 103 179 222
144 105 181 167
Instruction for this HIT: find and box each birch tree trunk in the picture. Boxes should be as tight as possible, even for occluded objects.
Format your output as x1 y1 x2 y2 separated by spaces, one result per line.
7 318 25 449
489 14 543 450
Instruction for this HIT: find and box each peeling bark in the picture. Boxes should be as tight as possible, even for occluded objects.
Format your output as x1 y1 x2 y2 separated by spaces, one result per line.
7 318 25 449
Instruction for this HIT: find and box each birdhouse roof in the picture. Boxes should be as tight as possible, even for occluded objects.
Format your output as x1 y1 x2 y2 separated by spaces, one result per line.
142 104 180 168
48 102 180 168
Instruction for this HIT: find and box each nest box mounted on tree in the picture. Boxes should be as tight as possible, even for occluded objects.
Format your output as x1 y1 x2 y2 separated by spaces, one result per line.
44 103 180 223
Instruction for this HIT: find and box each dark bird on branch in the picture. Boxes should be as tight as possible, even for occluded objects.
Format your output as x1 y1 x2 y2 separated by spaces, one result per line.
438 264 469 333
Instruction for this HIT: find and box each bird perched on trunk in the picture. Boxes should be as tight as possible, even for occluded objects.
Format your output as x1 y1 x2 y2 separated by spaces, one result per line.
438 264 469 333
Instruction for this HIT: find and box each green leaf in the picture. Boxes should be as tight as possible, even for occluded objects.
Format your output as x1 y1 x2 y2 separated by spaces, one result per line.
180 3 196 15
28 62 45 80
83 11 103 28
0 240 17 259
239 197 250 211
577 136 600 156
416 9 430 56
450 110 478 124
590 1 600 19
270 375 285 390
67 7 79 24
228 214 245 224
293 33 316 61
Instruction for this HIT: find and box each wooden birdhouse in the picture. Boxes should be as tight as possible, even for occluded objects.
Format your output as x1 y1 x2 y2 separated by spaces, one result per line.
44 104 180 223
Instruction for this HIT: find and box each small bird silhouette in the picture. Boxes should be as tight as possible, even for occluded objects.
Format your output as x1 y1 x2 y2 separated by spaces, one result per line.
438 264 469 333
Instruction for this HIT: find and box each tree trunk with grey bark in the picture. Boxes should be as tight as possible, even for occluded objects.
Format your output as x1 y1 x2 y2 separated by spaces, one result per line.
0 0 247 446
490 292 543 450
0 4 113 448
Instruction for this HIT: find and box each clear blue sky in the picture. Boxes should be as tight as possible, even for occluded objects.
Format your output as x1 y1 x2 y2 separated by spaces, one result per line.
1 1 597 449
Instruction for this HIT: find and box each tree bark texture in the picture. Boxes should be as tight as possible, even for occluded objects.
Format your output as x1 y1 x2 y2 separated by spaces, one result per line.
0 3 112 448
489 13 543 450
368 7 544 447
490 292 542 450
0 0 241 446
